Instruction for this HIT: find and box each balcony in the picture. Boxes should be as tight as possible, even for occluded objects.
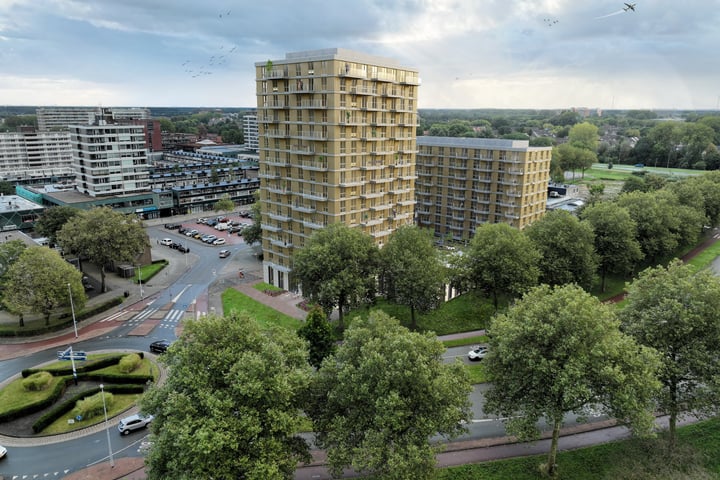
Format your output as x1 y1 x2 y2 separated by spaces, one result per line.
297 130 327 141
266 186 289 194
258 172 281 179
291 203 316 213
369 203 393 212
263 68 288 79
339 66 366 78
289 144 315 155
339 179 365 187
302 219 325 229
371 228 394 239
369 177 393 184
264 129 289 138
268 212 291 222
390 187 412 195
270 238 293 248
360 160 385 170
261 223 282 233
361 217 384 227
298 191 327 201
264 158 290 167
360 190 385 199
396 199 416 206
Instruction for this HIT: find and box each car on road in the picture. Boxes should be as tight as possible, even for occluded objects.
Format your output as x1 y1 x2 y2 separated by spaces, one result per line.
118 413 154 435
164 223 180 230
0 444 6 459
468 346 488 361
150 339 172 354
176 245 190 253
218 249 231 258
160 238 173 246
213 238 226 246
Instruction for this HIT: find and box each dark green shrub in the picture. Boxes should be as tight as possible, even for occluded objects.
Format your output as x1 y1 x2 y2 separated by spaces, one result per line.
22 371 53 391
0 378 67 423
72 391 113 421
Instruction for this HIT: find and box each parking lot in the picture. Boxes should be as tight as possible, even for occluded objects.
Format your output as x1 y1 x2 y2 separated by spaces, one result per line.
160 213 253 248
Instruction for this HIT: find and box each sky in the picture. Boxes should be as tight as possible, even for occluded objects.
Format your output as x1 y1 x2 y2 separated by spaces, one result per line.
1 0 719 111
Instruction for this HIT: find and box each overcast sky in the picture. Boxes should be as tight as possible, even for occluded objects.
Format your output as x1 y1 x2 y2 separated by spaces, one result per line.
1 0 719 110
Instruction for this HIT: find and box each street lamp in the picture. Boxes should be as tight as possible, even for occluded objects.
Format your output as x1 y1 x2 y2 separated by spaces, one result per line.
67 283 78 338
99 384 115 468
137 265 144 299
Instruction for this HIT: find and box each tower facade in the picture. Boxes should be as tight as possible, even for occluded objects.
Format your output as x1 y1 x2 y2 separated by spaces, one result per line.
255 48 419 290
415 137 552 239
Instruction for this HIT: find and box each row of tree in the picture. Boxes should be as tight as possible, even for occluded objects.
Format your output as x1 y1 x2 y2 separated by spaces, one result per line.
1 207 147 325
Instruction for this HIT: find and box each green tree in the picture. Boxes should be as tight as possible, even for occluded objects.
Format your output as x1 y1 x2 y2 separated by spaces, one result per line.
213 193 234 214
141 312 312 480
307 311 472 479
297 306 335 369
3 247 86 326
568 122 599 151
554 143 595 179
34 206 81 246
457 223 540 309
620 260 720 449
580 202 643 292
484 284 660 477
525 210 599 291
616 190 702 262
292 223 379 329
0 239 26 279
241 197 262 245
0 180 15 195
380 225 446 330
57 207 147 293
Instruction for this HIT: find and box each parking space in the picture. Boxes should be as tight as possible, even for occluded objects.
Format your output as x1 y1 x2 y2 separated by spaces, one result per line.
164 214 253 247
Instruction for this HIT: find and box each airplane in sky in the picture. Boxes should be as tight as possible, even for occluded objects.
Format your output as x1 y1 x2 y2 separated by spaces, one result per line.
623 3 636 11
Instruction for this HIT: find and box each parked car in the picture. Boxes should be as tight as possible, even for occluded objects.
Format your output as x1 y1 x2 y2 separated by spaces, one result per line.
118 413 154 435
164 223 180 230
239 210 251 218
0 444 6 459
206 219 218 227
203 235 218 244
150 339 172 353
218 249 231 258
213 238 226 246
215 223 229 231
178 226 188 234
217 216 229 223
177 245 190 253
468 346 488 361
228 226 243 234
196 217 207 224
160 238 173 246
170 242 182 249
185 229 198 237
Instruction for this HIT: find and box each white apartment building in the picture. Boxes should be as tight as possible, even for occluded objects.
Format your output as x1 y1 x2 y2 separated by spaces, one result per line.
37 107 150 131
243 113 259 151
0 129 73 181
69 121 150 197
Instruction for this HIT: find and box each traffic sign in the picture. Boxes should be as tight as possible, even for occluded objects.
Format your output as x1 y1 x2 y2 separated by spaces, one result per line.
57 351 87 361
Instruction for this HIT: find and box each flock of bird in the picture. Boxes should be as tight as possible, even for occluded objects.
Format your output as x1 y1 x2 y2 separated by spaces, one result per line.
182 10 239 78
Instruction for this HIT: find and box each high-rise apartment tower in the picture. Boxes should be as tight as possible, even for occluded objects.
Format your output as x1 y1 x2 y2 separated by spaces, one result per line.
255 48 419 290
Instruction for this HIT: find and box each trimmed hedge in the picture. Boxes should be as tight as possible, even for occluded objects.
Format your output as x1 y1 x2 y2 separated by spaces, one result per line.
22 352 144 378
22 371 54 391
1 296 124 338
118 353 141 373
0 378 67 423
32 383 144 433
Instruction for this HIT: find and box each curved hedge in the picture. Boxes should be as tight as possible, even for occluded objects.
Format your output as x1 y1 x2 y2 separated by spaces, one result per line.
0 378 68 423
0 296 125 338
22 352 144 378
32 383 145 434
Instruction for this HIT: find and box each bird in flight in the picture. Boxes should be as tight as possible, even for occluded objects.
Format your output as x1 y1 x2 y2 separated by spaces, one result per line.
623 3 636 11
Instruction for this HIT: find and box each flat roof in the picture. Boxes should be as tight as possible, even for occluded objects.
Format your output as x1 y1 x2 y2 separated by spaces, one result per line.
0 195 43 213
257 48 418 72
417 136 552 152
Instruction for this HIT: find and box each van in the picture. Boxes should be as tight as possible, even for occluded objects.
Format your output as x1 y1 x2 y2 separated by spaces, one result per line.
215 222 229 231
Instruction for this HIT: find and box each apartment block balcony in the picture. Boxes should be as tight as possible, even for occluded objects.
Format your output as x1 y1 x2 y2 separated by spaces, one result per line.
263 68 288 79
504 212 520 220
371 228 394 239
266 186 289 194
258 172 281 180
298 191 327 201
264 158 290 167
396 199 416 206
289 144 315 155
350 85 373 95
369 177 393 184
267 212 291 222
394 212 413 220
340 66 367 78
360 190 385 199
339 179 365 187
507 169 525 175
291 203 316 213
389 187 412 195
266 101 287 109
369 203 393 212
360 160 385 170
398 174 417 180
261 223 283 233
419 198 434 206
361 217 384 227
301 219 325 229
296 130 327 141
296 99 327 109
264 129 290 138
270 238 293 248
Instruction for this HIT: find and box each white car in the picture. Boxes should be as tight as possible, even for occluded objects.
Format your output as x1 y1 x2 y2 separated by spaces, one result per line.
468 346 488 361
213 238 226 246
118 413 154 435
0 444 6 459
159 238 173 246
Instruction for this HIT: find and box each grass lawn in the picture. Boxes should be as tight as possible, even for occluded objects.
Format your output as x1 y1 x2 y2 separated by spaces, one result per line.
437 417 720 479
41 392 142 435
134 261 168 284
443 335 489 348
0 375 65 413
687 239 720 272
221 288 302 331
465 363 488 384
253 282 284 293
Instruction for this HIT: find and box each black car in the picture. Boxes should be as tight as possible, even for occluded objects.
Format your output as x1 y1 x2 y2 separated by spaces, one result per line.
150 340 172 353
176 245 190 253
170 242 182 249
164 223 180 230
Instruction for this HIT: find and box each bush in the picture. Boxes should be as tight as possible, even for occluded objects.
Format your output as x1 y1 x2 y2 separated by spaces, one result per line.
72 391 113 421
0 378 67 423
22 371 53 391
118 353 141 374
32 384 144 433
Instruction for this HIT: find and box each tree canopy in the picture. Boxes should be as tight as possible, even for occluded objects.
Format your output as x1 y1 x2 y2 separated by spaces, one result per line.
484 284 660 477
34 205 81 246
241 198 262 245
0 239 26 280
141 312 312 480
292 223 379 329
297 306 335 369
524 209 599 291
307 311 472 479
3 246 86 326
620 260 720 448
456 223 540 309
57 207 148 292
379 225 446 329
212 193 235 213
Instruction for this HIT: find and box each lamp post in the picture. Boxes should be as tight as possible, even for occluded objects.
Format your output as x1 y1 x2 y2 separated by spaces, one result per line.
99 384 115 468
67 283 78 338
137 265 144 299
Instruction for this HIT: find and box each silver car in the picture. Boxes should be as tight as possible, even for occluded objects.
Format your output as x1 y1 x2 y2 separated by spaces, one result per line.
118 413 154 435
